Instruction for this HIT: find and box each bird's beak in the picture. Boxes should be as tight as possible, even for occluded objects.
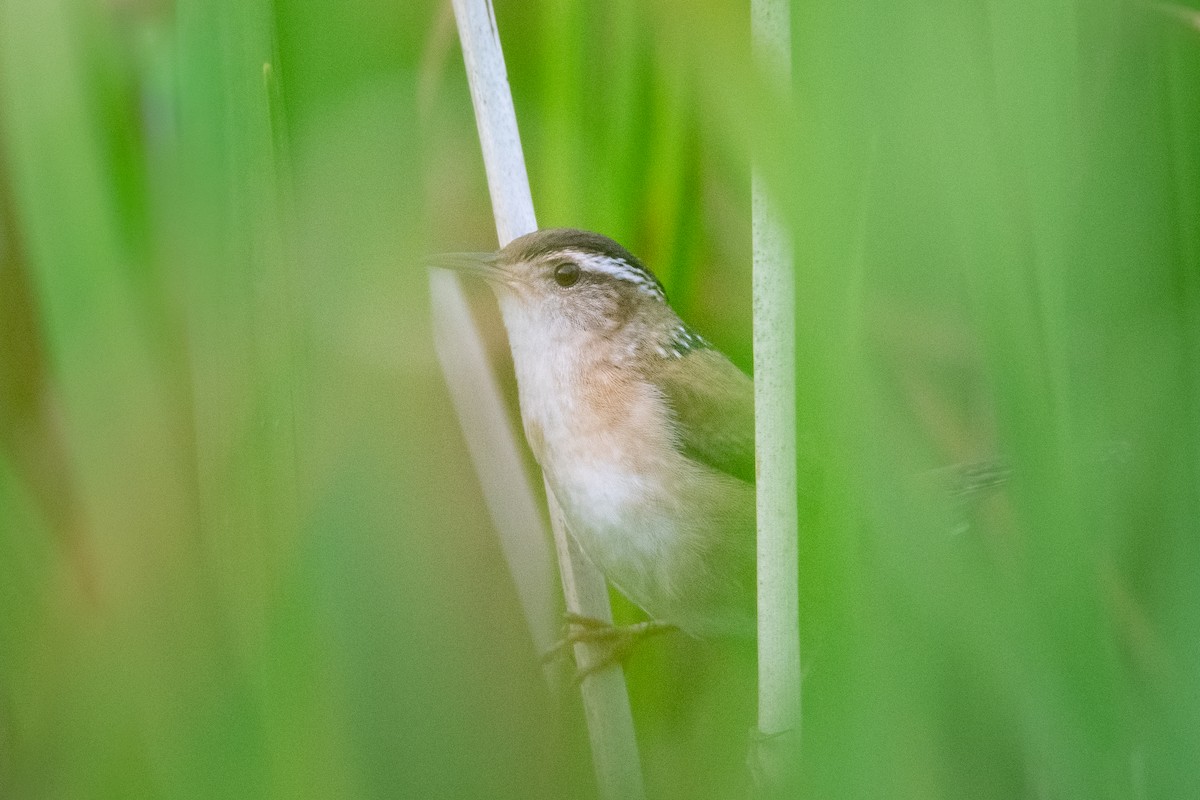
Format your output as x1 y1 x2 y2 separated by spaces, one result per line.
427 251 503 283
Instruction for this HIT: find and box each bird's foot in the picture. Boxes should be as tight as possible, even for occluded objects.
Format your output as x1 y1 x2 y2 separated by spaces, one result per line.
542 612 676 682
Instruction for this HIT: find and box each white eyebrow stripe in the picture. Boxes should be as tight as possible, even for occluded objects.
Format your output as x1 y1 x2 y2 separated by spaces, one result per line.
553 249 665 300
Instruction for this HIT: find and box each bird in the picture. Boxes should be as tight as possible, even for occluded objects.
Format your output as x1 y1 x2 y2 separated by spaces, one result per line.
435 228 755 663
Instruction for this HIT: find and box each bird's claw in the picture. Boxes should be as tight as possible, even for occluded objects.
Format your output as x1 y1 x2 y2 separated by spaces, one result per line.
541 613 676 682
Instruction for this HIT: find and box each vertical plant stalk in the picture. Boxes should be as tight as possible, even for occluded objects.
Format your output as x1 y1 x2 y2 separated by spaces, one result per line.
442 2 646 798
429 272 558 660
751 0 801 779
544 485 645 800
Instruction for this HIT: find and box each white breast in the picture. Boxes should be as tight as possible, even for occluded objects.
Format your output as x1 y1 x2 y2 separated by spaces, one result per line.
501 302 687 596
494 293 753 636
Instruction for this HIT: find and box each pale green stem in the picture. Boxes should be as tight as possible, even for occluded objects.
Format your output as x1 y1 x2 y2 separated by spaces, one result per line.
429 271 558 664
752 0 801 785
442 2 647 798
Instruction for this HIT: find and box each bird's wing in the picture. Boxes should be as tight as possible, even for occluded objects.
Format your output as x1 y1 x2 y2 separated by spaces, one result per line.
652 348 756 485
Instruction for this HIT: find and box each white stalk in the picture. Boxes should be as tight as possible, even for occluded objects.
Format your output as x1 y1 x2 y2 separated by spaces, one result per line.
442 2 646 798
544 485 645 800
752 0 801 780
429 271 558 662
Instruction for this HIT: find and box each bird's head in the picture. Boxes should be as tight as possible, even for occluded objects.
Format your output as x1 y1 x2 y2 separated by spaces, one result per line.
433 228 672 343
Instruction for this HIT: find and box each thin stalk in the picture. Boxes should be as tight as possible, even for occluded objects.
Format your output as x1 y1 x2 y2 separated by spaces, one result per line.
544 485 645 800
429 271 558 663
442 2 646 798
751 0 801 786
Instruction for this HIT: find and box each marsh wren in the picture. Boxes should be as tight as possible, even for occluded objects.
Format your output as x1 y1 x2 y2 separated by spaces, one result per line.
438 228 755 643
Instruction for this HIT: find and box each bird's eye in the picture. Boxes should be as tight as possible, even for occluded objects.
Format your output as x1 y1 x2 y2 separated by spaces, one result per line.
553 262 581 288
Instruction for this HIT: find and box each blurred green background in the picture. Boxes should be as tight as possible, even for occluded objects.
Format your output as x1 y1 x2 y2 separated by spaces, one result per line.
1 0 1198 797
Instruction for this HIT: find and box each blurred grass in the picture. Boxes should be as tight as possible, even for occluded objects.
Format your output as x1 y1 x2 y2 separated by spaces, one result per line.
0 0 1197 798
